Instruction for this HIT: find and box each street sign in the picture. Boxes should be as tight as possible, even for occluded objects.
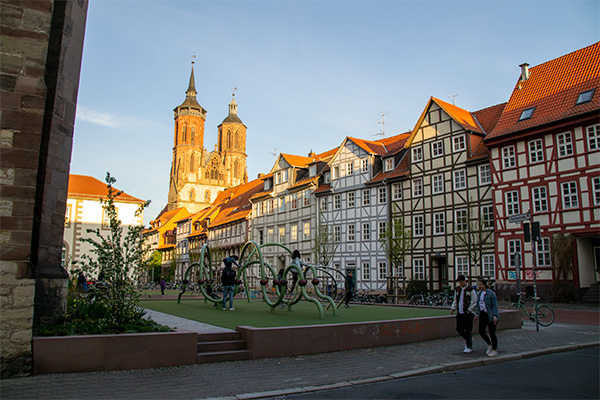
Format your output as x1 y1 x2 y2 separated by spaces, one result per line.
508 211 530 224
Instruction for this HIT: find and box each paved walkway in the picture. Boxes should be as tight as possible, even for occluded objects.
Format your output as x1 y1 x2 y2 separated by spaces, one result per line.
1 319 598 400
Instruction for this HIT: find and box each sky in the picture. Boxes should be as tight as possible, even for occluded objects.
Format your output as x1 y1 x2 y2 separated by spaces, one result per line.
71 0 600 224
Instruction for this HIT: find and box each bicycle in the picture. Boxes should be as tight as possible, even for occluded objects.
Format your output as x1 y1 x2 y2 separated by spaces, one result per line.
508 292 555 327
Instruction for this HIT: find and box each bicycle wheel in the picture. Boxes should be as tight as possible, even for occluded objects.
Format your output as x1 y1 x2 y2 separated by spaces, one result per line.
508 303 525 324
536 305 555 326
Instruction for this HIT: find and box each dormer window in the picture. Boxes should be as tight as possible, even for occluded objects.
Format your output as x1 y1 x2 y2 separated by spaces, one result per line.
576 89 595 105
324 172 331 184
264 180 272 190
309 165 316 177
519 107 535 121
384 158 394 172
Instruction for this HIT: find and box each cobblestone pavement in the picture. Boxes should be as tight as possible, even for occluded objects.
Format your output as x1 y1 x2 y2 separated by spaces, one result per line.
1 322 598 400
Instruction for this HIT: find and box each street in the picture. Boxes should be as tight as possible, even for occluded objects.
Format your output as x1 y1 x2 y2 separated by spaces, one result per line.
286 347 599 399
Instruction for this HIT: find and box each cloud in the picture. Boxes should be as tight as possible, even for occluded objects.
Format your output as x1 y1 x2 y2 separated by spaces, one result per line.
76 106 118 127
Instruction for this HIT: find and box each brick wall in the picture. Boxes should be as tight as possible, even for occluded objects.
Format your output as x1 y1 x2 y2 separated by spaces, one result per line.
0 0 88 377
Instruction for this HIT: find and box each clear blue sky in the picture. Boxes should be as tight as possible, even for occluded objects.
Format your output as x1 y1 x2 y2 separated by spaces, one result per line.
71 0 599 223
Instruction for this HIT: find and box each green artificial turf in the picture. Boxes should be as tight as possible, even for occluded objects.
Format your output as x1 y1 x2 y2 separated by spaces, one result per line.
138 298 448 330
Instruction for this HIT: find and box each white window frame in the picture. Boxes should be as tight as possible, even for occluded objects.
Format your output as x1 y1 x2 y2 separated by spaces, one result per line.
304 191 310 206
392 183 402 200
384 158 394 172
348 191 355 207
455 209 468 232
379 187 387 203
361 158 368 173
482 205 494 230
561 181 579 209
379 221 387 237
432 174 444 194
455 256 469 277
434 212 445 235
309 165 317 177
362 222 371 241
412 146 423 162
362 189 370 206
537 237 551 267
479 164 491 185
332 165 340 179
453 134 466 152
432 140 444 157
532 186 548 213
413 178 423 197
303 222 310 240
346 162 354 176
508 239 522 268
333 225 341 242
593 176 600 206
453 169 466 190
347 224 355 241
291 225 298 242
587 124 600 151
557 132 573 157
320 197 327 212
413 215 424 237
334 194 341 210
482 254 495 278
378 261 387 280
502 146 516 169
529 139 544 163
362 262 371 281
505 190 520 215
413 259 425 280
278 226 285 243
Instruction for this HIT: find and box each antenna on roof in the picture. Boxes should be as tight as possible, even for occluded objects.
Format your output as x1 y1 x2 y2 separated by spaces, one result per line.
372 112 387 138
269 148 278 157
448 94 458 105
191 53 196 65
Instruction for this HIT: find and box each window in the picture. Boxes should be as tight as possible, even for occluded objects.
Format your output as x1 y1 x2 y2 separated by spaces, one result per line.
309 165 317 177
519 107 535 121
433 174 444 194
392 183 402 200
384 158 394 171
455 256 469 277
332 165 340 179
190 153 195 172
529 139 544 163
379 187 387 203
379 221 387 237
557 132 573 157
413 178 423 197
593 177 600 206
505 191 520 215
537 237 551 267
532 186 548 213
348 224 355 241
258 229 264 245
412 147 423 162
257 202 264 216
434 212 445 235
378 262 387 280
291 225 298 241
587 124 600 150
362 262 370 281
362 223 370 241
304 191 310 206
324 172 330 183
348 191 355 207
333 226 341 242
502 146 515 168
205 190 211 202
334 194 341 210
362 189 370 206
482 205 494 230
267 199 274 214
413 259 425 280
576 89 595 105
346 162 354 176
303 222 310 240
267 228 274 243
453 169 466 190
278 226 285 243
508 240 522 268
291 194 298 210
432 140 444 157
413 215 424 237
479 164 491 185
279 197 285 213
453 135 466 152
102 207 116 228
561 181 578 209
65 204 71 227
320 197 327 212
189 188 195 201
361 158 368 173
482 255 495 278
455 209 468 232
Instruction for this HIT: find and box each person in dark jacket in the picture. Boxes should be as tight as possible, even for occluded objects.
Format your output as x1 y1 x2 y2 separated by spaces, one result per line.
77 271 89 293
160 276 166 295
344 270 355 308
221 258 237 310
450 275 477 353
476 279 500 357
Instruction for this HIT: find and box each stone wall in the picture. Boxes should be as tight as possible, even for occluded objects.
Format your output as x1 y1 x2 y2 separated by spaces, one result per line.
0 0 88 377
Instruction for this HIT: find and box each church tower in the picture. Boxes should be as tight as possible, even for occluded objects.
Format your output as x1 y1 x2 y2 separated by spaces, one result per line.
167 64 207 212
217 93 248 187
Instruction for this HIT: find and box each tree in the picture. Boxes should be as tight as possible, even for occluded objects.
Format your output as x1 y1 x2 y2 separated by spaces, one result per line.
378 216 412 303
312 211 339 266
78 172 150 326
454 202 494 275
145 250 162 283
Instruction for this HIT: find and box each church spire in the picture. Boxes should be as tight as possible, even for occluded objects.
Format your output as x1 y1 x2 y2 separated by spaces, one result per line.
174 60 204 113
186 64 197 98
229 87 238 115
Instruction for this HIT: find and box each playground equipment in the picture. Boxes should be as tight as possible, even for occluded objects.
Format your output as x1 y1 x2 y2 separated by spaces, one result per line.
177 241 338 318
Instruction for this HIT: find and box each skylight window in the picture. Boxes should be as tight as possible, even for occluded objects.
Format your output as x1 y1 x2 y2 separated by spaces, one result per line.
576 89 595 105
519 107 535 121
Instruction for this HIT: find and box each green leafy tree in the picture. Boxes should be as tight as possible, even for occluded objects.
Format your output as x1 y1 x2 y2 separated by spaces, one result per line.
312 211 339 266
379 216 412 303
145 250 162 283
454 202 494 274
78 172 150 326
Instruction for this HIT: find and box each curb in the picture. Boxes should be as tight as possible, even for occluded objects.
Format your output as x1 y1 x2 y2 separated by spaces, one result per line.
214 341 600 400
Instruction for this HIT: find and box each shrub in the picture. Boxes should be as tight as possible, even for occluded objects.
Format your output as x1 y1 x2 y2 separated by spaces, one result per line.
406 279 429 297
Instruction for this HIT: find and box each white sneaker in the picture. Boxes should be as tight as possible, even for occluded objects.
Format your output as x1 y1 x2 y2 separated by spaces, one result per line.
463 346 472 353
222 307 226 310
486 346 493 355
488 350 498 357
230 307 235 311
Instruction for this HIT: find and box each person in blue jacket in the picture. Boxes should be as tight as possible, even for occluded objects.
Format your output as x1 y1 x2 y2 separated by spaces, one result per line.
475 278 499 357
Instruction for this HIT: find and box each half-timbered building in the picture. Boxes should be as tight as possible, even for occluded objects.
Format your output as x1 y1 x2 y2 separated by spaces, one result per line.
484 42 600 299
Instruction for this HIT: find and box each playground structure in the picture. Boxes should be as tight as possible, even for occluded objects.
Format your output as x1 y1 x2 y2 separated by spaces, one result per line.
178 241 340 318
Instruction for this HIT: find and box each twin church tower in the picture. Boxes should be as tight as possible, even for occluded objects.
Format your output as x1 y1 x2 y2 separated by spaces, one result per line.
167 64 248 213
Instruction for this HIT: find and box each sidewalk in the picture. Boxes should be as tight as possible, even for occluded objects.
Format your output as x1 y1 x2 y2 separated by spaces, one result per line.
1 319 598 400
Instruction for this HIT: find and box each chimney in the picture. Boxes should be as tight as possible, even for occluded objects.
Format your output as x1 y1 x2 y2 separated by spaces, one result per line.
519 63 530 82
308 151 316 157
257 173 264 178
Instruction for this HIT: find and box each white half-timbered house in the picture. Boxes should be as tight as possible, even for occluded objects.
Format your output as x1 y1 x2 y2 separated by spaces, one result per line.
484 42 600 299
386 98 503 291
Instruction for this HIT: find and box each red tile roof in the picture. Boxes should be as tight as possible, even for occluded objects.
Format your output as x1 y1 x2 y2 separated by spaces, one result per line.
68 174 144 203
488 41 600 140
348 137 388 155
433 97 485 134
280 154 315 168
209 178 265 228
472 103 506 134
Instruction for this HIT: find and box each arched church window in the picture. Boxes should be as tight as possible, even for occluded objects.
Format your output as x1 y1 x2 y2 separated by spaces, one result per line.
205 190 211 202
190 153 194 172
191 126 195 145
235 132 239 149
234 160 239 178
227 130 232 149
189 189 195 201
182 124 187 142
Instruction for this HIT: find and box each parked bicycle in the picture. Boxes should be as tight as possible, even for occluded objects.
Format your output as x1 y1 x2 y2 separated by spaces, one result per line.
508 292 555 326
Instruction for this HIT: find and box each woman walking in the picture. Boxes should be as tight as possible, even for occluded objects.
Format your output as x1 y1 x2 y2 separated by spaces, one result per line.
476 279 499 357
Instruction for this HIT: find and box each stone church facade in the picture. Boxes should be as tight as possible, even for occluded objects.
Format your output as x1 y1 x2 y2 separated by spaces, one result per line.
167 66 248 213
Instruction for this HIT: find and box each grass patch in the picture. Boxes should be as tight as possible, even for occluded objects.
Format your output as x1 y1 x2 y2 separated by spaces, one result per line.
138 298 448 330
